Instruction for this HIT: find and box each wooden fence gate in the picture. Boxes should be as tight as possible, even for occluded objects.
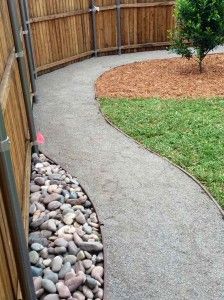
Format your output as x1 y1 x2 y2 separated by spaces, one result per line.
29 0 175 73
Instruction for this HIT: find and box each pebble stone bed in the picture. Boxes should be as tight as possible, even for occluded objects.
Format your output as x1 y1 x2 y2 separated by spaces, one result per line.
29 153 104 300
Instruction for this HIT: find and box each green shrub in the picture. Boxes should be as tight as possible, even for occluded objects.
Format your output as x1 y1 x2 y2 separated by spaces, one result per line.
170 0 224 72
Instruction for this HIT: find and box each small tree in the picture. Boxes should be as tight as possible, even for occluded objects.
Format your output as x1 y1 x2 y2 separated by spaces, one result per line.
170 0 224 73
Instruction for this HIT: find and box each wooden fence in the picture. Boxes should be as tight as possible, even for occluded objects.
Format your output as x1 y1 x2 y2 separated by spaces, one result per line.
0 0 35 298
29 0 175 73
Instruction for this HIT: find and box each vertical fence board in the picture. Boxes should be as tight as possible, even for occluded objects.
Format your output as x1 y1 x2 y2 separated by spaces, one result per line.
0 0 33 298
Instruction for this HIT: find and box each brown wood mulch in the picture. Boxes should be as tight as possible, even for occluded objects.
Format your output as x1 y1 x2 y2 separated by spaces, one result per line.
96 54 224 99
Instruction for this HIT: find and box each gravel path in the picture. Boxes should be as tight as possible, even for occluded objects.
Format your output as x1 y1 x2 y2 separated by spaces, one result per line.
34 49 224 300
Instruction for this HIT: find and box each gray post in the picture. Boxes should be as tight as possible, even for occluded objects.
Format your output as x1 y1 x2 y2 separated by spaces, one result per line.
23 0 38 80
7 0 38 153
18 0 38 103
0 110 36 300
91 0 98 57
116 0 122 55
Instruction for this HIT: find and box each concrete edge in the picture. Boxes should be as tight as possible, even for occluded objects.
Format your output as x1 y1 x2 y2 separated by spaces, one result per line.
95 97 224 219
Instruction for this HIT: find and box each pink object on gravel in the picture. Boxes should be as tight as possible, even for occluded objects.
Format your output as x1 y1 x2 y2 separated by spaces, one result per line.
37 132 45 144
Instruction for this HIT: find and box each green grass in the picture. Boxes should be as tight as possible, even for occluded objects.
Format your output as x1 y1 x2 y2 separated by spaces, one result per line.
100 97 224 208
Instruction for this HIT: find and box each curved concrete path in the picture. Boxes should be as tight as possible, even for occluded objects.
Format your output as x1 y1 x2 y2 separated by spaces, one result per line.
34 50 224 300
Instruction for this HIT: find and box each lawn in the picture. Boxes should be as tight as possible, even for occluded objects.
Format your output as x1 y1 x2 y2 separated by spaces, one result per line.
100 97 224 208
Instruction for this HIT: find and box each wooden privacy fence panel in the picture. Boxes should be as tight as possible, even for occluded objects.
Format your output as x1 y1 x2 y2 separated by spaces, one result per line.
0 0 33 298
29 0 175 72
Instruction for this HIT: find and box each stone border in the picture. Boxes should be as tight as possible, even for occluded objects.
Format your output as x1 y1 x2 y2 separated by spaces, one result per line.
29 153 105 299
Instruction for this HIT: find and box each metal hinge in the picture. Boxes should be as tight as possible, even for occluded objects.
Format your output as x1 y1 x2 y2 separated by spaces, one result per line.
0 137 11 152
15 51 24 58
90 5 100 13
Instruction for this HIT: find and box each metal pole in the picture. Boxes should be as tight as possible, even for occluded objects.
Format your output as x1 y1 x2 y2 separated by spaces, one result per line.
18 0 38 103
116 0 122 55
91 0 98 57
0 110 36 300
23 0 38 80
7 0 38 153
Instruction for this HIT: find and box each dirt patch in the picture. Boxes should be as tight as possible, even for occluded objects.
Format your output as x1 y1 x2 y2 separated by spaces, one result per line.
96 54 224 99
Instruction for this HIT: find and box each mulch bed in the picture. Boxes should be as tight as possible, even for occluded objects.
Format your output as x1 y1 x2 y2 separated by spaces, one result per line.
96 54 224 99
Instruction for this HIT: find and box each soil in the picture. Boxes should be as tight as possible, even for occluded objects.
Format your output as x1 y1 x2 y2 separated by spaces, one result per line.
96 54 224 99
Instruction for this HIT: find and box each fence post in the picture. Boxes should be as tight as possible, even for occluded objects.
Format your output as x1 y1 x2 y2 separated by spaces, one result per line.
91 0 98 57
7 0 38 153
116 0 122 55
23 0 38 79
18 0 38 103
0 109 36 300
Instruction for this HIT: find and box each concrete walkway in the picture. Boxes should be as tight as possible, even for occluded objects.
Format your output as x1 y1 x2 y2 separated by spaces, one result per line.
34 50 224 300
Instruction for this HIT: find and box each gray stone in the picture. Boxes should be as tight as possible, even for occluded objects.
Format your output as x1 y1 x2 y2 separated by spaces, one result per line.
42 193 62 204
35 288 44 298
48 247 55 254
73 232 83 246
62 190 70 199
31 266 43 277
76 250 85 261
74 261 85 273
55 246 67 254
35 162 44 169
82 285 93 299
48 201 62 210
30 214 49 228
29 250 39 264
82 259 92 269
65 274 84 293
30 184 41 193
83 201 92 208
33 276 42 291
63 255 77 265
43 259 52 267
91 266 103 284
69 191 78 199
29 203 37 215
56 281 71 298
31 242 44 251
44 270 58 284
40 248 48 259
29 232 49 247
58 262 72 279
41 230 52 239
68 241 79 255
75 210 86 225
95 288 103 299
96 252 103 263
36 202 46 212
42 279 57 293
30 191 42 203
34 177 46 186
51 256 63 272
48 174 62 181
82 223 92 234
43 294 60 300
54 237 68 248
72 291 85 300
84 251 92 259
86 276 97 290
47 219 57 232
63 212 76 225
78 241 103 252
